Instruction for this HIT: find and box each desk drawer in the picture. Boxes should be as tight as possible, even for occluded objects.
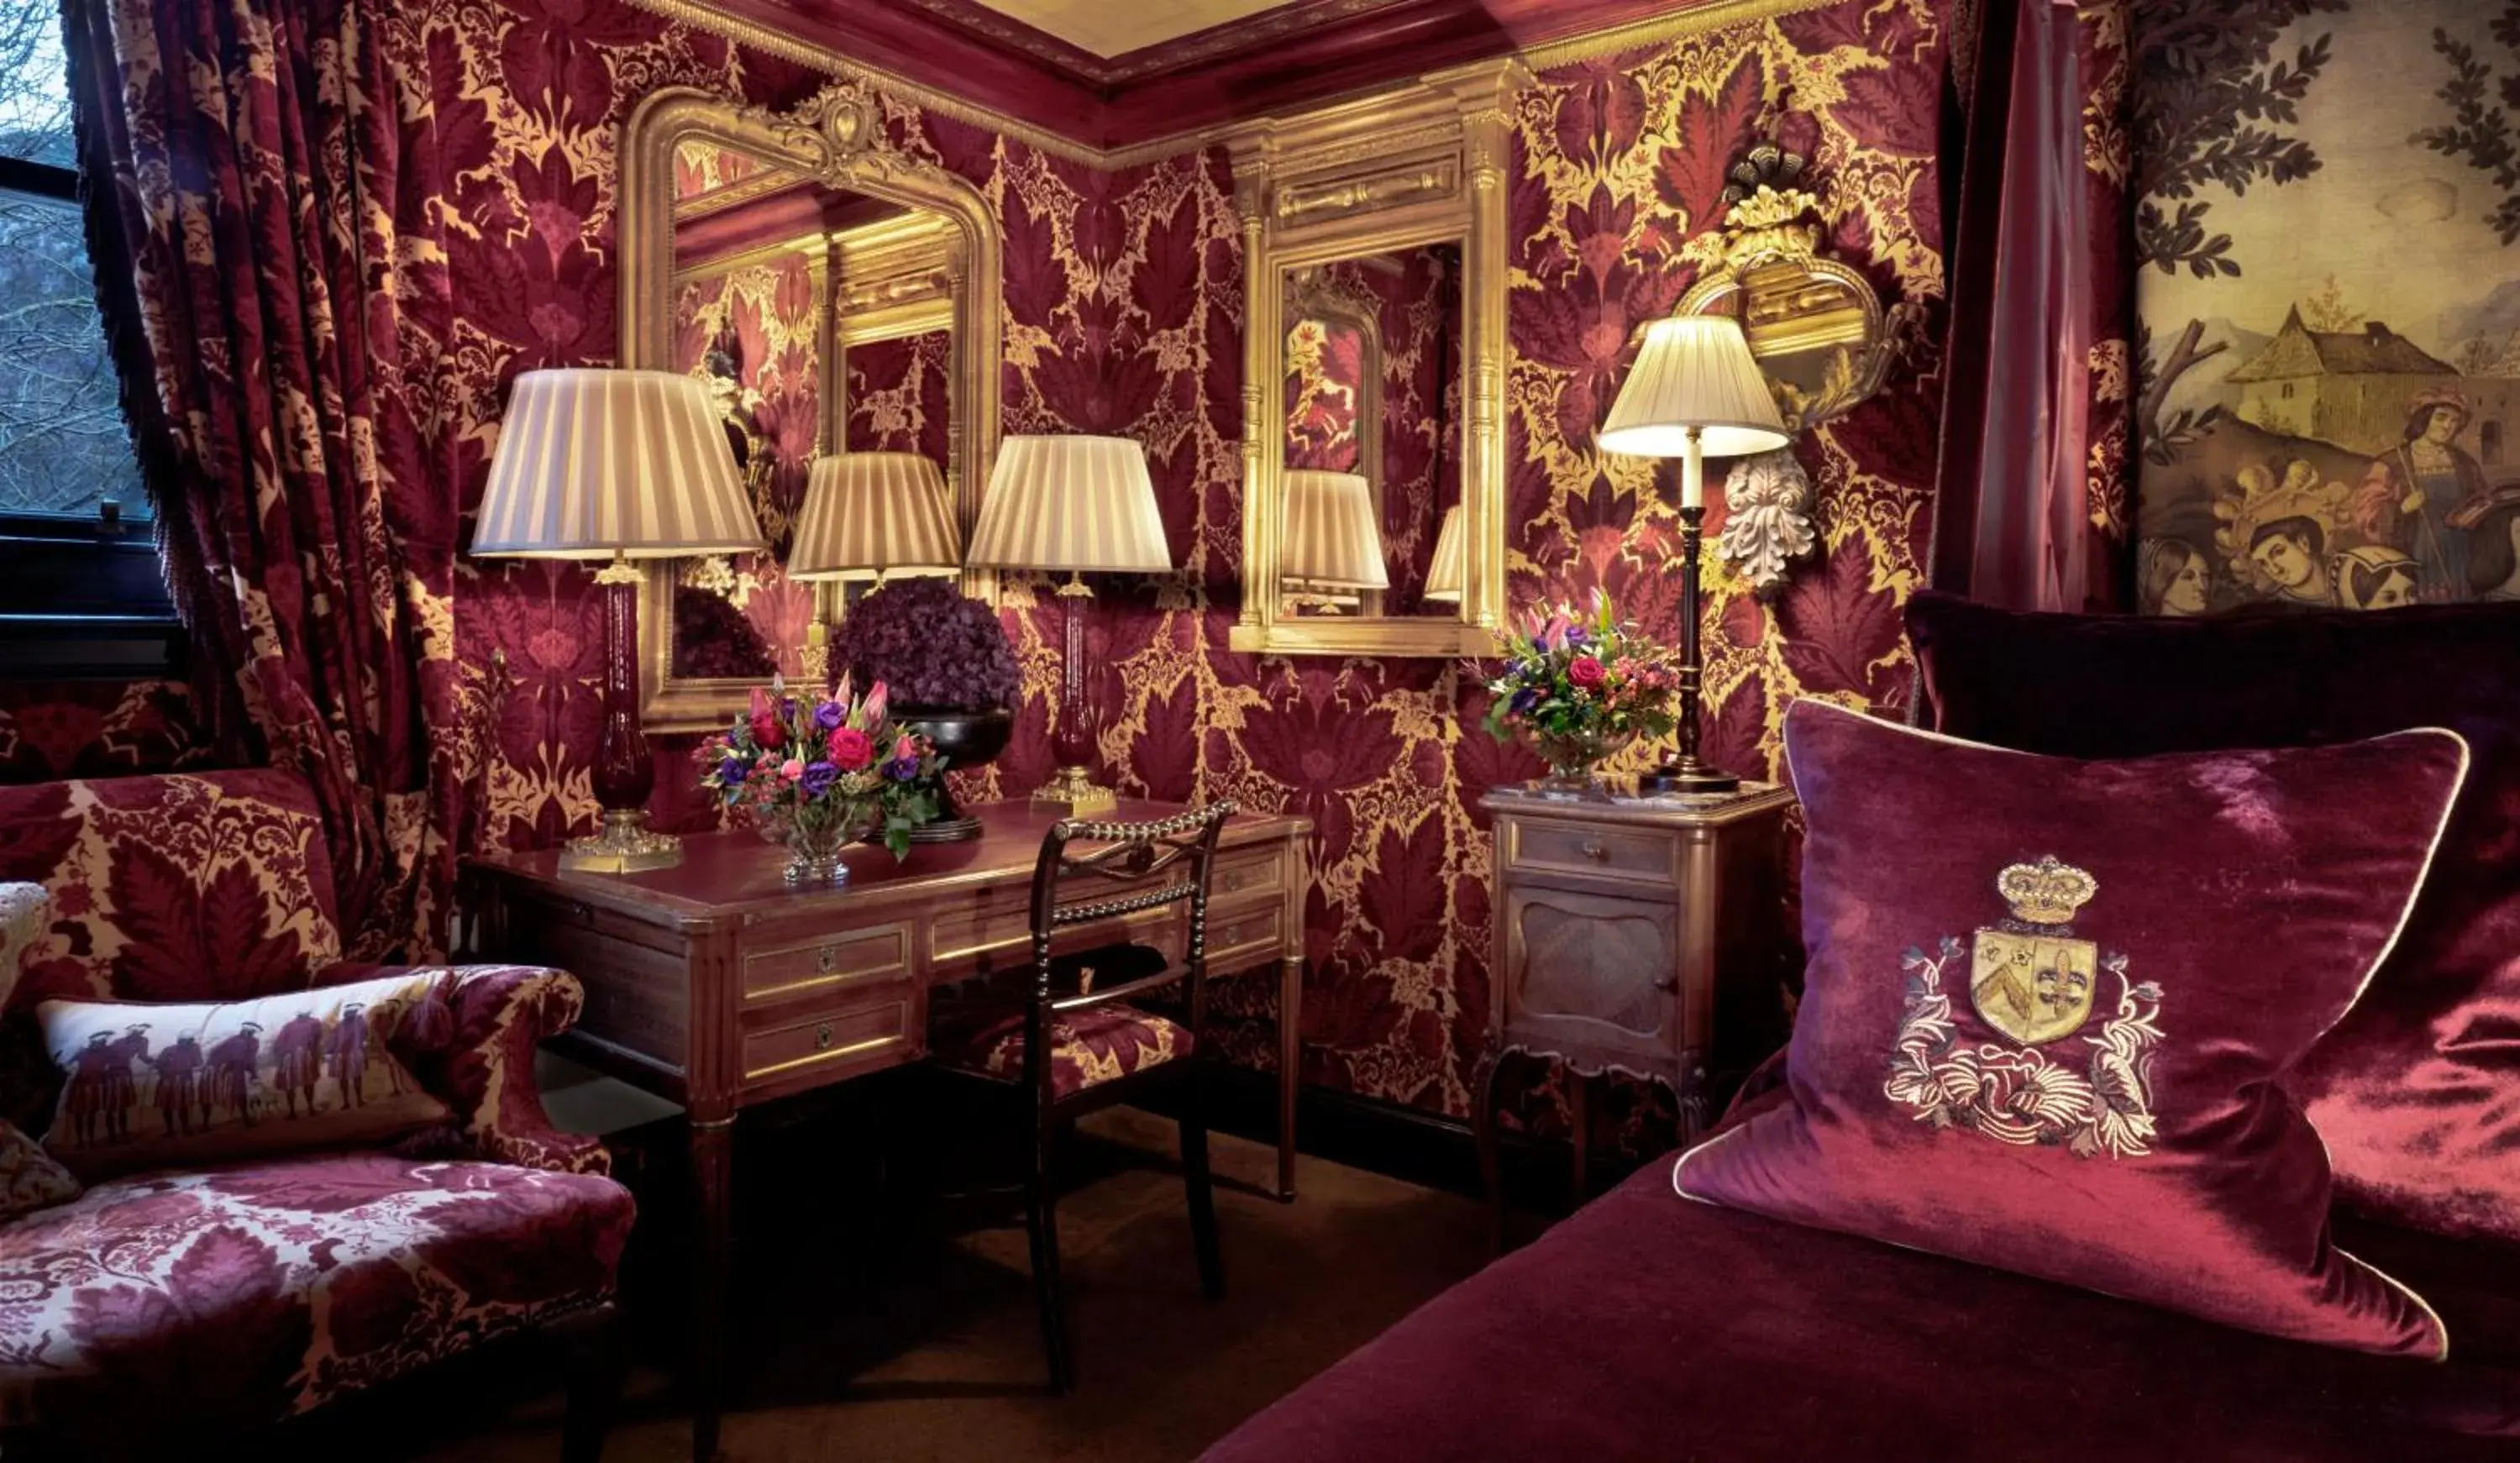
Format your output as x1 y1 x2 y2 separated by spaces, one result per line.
1213 842 1289 903
742 990 916 1083
743 922 911 1002
929 902 1179 979
1205 904 1284 971
1501 817 1675 890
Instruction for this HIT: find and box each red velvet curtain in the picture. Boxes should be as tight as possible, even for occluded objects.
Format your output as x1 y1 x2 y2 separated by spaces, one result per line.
64 0 438 957
1932 0 2136 612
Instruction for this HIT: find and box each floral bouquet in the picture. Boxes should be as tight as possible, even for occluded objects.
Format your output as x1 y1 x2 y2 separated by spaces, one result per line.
1478 590 1682 784
696 675 942 883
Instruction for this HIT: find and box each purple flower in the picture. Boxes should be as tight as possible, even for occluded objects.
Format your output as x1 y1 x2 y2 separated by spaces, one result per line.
885 756 921 783
720 758 750 784
1509 687 1539 716
813 700 844 731
801 760 840 797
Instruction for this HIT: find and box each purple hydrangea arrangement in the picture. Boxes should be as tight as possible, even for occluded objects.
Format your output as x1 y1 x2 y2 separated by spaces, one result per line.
831 577 1020 711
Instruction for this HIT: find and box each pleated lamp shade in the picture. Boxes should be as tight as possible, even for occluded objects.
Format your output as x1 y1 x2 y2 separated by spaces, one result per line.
1596 315 1791 459
788 453 960 580
968 434 1172 573
1283 469 1389 591
472 369 763 558
1421 504 1465 603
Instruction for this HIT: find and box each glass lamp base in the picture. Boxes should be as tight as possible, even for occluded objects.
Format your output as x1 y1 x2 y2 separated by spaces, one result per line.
1030 765 1118 818
559 809 683 873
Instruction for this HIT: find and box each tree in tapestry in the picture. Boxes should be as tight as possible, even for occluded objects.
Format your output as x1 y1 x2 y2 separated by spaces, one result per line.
2135 0 2520 614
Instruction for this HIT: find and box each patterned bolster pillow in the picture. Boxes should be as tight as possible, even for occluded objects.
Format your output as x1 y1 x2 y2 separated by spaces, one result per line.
33 973 455 1182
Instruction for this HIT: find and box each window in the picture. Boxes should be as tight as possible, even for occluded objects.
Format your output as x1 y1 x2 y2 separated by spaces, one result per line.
2486 419 2503 466
0 4 176 671
2281 383 2295 399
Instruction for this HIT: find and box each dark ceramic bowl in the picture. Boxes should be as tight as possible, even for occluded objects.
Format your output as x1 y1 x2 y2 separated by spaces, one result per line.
894 705 1015 842
896 704 1015 773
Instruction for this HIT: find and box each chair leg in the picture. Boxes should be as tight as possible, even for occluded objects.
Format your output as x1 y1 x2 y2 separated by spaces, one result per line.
1181 1073 1225 1301
1025 1118 1076 1394
559 1298 629 1463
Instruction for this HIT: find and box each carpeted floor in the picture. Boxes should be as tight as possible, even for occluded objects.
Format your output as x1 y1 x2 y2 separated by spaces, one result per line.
316 1105 1490 1463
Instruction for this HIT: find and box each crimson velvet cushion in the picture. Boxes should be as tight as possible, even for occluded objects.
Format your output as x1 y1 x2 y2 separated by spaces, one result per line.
1676 701 2464 1357
1906 593 2520 1245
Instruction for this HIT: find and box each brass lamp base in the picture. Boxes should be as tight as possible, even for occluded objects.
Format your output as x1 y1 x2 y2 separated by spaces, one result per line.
1030 765 1117 818
559 809 684 873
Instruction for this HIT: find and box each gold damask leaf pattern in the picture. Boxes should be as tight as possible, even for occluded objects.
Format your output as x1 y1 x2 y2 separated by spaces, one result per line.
32 0 1955 1135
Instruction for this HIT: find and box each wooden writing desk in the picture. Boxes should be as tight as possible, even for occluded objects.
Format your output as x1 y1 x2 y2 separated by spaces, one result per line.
465 800 1310 1461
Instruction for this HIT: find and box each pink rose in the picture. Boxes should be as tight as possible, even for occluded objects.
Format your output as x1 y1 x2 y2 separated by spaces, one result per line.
827 726 874 771
780 758 805 783
1567 655 1606 690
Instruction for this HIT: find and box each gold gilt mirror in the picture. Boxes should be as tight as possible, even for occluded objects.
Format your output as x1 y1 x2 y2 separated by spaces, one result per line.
616 83 1003 732
1675 140 1905 434
1226 60 1525 658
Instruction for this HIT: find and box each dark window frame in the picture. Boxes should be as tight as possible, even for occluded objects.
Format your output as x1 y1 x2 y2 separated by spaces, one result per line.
0 53 181 679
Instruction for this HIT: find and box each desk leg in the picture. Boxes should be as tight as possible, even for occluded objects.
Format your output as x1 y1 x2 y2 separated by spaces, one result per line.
1275 955 1302 1203
688 1113 736 1463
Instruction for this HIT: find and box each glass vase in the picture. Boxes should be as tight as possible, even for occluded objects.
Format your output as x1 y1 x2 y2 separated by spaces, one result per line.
1526 728 1635 791
769 805 864 885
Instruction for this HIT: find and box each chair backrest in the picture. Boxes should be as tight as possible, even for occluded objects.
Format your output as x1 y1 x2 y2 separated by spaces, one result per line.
1019 804 1236 1088
0 770 343 1012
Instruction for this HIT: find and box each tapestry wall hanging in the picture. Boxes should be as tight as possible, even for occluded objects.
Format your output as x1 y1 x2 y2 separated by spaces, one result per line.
2135 0 2520 614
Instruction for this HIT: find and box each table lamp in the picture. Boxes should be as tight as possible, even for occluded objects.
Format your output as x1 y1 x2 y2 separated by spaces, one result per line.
1598 315 1790 794
788 452 961 584
966 433 1172 815
789 451 961 673
1283 468 1388 612
1422 503 1466 605
472 369 764 871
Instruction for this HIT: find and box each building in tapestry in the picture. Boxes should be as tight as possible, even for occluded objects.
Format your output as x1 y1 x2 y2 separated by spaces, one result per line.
2225 309 2460 458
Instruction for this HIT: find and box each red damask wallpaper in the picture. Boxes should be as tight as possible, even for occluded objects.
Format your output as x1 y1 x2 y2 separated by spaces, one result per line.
35 0 1956 1146
843 329 953 463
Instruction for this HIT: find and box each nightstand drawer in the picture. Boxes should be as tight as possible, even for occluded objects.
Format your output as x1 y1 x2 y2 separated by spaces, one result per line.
1502 817 1676 889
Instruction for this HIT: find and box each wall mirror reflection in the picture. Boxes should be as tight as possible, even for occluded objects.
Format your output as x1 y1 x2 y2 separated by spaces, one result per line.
1226 60 1521 658
1278 248 1463 620
616 84 1003 731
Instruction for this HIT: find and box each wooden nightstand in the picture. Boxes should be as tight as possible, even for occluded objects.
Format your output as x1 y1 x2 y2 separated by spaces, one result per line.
1473 779 1795 1249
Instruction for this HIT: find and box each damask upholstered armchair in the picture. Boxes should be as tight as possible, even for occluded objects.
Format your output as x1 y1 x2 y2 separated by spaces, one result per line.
0 770 635 1456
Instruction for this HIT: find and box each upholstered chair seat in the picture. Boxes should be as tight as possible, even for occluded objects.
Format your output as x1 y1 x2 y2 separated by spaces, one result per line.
938 999 1194 1099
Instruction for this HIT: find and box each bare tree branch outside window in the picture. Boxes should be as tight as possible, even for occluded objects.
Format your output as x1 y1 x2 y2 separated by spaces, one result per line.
0 0 145 522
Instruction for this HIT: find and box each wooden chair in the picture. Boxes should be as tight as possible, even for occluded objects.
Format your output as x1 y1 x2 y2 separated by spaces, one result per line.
930 802 1235 1392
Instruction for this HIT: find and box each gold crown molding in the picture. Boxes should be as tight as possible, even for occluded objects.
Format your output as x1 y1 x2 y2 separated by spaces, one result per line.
633 0 1861 172
1517 0 1845 69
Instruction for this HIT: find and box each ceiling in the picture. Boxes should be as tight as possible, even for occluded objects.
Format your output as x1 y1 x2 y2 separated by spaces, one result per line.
960 0 1302 59
729 0 1713 155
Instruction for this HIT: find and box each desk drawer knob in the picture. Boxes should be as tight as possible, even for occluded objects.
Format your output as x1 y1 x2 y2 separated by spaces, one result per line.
816 944 838 974
1580 841 1609 862
815 1021 835 1051
1222 872 1247 892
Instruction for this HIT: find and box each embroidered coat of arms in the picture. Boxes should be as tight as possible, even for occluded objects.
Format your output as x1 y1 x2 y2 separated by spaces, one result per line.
1882 857 2166 1160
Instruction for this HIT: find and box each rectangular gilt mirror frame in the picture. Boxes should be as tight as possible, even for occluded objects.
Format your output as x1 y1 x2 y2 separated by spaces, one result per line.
616 82 1003 732
1226 60 1525 658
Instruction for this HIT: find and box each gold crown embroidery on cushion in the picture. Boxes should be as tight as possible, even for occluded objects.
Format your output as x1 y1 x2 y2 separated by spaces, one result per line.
1997 856 2098 927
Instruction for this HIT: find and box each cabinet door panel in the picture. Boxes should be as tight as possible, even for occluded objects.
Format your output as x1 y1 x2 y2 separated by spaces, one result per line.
1502 885 1677 1069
